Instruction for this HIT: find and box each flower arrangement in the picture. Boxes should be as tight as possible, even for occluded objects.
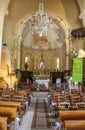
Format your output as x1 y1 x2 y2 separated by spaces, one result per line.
36 83 46 91
39 83 46 90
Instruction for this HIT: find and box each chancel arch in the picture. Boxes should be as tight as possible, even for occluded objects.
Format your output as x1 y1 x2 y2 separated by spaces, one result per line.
14 13 70 71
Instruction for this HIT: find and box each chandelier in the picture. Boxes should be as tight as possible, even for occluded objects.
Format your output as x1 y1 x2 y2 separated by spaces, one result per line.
29 0 53 37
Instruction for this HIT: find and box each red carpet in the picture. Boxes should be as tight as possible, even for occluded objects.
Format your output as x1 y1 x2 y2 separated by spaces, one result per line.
31 98 38 128
44 99 51 128
31 98 52 129
40 90 49 92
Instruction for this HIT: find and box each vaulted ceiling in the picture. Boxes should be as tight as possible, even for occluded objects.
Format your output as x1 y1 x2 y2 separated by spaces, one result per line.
5 0 82 29
3 0 82 50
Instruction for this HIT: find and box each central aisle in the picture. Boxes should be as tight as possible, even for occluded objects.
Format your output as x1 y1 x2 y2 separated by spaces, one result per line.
31 98 52 129
20 92 55 130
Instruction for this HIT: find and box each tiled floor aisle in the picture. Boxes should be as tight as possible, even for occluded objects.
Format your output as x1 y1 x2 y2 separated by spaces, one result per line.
20 92 56 130
20 97 36 130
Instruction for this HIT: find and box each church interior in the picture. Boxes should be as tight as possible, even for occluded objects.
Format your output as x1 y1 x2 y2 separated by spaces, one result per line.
0 0 85 130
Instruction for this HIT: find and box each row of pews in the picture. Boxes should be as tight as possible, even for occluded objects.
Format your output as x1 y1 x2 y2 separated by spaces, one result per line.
50 89 85 113
59 110 85 130
49 88 85 130
0 117 7 130
0 87 32 130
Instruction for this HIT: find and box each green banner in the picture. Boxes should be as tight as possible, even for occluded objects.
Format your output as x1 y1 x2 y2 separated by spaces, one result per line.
72 58 83 82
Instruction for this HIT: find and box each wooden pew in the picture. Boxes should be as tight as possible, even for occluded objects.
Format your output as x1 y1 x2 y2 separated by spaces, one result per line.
70 95 80 109
59 110 85 121
0 94 10 101
0 101 21 108
65 120 85 130
0 101 22 116
0 117 7 130
0 107 17 129
0 100 26 118
11 95 26 102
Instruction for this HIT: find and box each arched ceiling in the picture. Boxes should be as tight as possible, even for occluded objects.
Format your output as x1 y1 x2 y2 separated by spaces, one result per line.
20 15 67 50
3 0 82 50
6 0 82 29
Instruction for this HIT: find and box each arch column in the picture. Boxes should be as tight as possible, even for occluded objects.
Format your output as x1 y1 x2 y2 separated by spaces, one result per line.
0 0 10 65
65 36 71 70
79 9 85 27
17 36 22 69
10 35 18 71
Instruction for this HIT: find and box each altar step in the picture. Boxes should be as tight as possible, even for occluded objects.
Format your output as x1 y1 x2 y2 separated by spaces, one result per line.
33 92 48 98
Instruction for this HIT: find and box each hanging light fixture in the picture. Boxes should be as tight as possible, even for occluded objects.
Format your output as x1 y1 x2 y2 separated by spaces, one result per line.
29 0 53 37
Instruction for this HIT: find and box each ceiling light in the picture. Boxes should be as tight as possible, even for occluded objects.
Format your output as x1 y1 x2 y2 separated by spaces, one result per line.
29 0 53 37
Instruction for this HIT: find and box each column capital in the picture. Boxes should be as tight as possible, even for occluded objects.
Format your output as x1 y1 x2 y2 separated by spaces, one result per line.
0 0 10 16
65 34 71 40
65 37 70 45
0 7 8 16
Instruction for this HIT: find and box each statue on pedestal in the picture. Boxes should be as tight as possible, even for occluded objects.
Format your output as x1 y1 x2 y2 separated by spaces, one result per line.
24 62 28 71
56 58 60 71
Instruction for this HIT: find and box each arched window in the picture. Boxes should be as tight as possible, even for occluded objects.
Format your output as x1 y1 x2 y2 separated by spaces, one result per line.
39 52 44 69
40 61 44 68
25 57 29 71
25 57 28 63
56 58 60 71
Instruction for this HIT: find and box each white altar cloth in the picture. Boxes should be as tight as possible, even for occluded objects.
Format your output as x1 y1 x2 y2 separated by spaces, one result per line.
35 79 50 89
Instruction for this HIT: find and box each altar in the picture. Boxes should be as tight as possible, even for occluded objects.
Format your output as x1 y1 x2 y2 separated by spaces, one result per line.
35 79 50 89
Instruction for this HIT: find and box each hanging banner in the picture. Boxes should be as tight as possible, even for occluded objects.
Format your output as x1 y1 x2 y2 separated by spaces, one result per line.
72 58 83 82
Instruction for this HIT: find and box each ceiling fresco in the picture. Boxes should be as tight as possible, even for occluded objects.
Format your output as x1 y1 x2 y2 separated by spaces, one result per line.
22 16 65 50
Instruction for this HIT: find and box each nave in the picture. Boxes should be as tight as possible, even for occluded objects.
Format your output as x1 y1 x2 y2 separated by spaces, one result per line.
1 0 85 130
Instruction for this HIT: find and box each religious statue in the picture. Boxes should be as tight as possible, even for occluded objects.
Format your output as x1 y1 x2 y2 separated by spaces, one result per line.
56 58 60 71
24 62 28 71
79 9 85 27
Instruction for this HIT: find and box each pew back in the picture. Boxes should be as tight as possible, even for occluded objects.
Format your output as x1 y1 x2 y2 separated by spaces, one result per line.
0 101 21 108
0 117 7 130
59 110 85 121
65 120 85 130
0 107 16 121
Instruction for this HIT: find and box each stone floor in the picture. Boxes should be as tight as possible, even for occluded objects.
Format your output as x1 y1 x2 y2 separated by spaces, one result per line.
20 92 57 130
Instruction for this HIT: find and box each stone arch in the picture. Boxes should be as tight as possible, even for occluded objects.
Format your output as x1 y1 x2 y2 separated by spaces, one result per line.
14 13 70 70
